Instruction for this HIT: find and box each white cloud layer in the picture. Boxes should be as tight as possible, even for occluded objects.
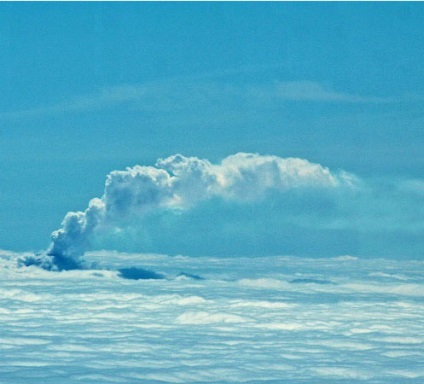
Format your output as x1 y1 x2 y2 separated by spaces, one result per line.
2 250 424 383
38 153 355 270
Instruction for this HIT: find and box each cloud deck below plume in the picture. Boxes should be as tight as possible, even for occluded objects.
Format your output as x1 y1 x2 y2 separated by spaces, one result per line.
1 250 423 383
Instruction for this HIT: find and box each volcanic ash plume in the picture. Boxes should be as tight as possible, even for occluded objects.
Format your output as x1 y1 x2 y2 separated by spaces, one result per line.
31 153 355 270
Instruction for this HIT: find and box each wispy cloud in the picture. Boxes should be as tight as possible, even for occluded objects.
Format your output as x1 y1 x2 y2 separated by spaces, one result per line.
261 81 390 103
0 85 143 119
1 79 392 120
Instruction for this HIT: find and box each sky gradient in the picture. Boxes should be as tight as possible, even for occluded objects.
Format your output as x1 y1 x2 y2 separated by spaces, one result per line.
1 2 424 258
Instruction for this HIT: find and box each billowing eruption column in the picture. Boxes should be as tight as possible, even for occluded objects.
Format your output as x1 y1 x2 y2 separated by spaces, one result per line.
36 153 354 270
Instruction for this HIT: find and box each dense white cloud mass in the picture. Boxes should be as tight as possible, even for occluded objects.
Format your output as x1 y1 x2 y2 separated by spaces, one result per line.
2 250 424 383
37 153 355 270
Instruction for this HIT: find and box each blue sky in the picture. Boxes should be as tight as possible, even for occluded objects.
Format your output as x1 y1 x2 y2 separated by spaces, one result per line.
1 2 424 258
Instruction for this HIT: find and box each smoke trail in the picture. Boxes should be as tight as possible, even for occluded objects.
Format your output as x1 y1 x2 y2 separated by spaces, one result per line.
34 153 356 270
